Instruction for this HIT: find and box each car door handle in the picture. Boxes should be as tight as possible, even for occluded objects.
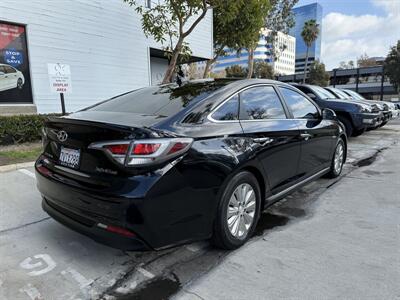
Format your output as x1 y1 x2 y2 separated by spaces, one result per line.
253 137 273 145
300 133 312 140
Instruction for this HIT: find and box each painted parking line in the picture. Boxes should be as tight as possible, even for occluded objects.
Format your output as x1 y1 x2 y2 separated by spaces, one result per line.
19 283 44 300
18 169 36 179
137 266 155 279
61 267 94 289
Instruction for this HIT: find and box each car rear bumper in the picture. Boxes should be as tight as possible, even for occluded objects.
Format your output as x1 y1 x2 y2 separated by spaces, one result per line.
35 158 216 250
42 197 149 250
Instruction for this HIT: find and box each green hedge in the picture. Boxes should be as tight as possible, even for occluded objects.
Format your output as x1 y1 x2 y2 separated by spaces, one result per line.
0 114 59 146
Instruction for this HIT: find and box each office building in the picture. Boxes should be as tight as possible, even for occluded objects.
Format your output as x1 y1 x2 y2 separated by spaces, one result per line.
212 29 296 76
289 3 322 74
277 66 398 101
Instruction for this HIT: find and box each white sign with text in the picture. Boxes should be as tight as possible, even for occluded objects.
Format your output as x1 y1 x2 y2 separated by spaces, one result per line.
48 63 72 94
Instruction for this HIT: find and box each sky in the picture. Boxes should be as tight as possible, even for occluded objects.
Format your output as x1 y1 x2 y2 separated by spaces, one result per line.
294 0 400 70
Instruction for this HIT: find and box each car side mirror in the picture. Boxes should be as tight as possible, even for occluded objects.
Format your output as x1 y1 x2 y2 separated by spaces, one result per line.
322 108 337 120
0 71 5 76
307 93 316 100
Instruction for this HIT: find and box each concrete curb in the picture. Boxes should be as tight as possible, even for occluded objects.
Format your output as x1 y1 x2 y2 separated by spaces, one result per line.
0 161 35 173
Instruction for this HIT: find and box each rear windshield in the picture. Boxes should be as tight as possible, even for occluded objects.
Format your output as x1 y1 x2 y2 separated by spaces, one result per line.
86 80 233 117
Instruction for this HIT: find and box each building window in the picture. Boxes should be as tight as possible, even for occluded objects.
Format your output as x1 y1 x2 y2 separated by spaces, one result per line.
145 0 151 8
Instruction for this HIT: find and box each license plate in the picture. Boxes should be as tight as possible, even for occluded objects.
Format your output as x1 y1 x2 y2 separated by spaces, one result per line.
59 146 81 169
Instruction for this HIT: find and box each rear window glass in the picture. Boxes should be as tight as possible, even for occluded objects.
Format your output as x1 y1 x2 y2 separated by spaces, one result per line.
86 80 232 117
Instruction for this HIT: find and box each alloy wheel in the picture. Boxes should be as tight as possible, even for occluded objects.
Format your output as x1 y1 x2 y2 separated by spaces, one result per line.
334 143 344 174
17 79 23 89
227 183 256 239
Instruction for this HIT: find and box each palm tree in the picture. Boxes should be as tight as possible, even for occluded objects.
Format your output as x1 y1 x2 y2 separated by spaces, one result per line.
301 19 320 83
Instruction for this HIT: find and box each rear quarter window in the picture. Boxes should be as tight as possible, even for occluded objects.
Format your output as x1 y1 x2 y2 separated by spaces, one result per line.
211 95 239 121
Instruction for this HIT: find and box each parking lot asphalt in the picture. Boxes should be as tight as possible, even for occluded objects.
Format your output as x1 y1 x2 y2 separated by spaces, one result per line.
1 120 399 300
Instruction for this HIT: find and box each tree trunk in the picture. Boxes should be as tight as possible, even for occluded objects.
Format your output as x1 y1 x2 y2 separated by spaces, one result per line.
303 47 310 84
203 58 216 78
162 38 184 84
247 48 255 79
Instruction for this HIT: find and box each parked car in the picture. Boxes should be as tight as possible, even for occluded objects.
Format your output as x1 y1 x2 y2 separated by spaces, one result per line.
340 89 395 126
0 63 25 92
35 79 347 250
291 83 382 137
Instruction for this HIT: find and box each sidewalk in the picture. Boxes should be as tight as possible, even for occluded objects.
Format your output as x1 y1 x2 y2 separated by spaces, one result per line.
176 142 400 300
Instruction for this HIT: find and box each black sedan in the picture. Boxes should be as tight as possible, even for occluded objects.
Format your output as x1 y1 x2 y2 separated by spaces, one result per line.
35 79 347 250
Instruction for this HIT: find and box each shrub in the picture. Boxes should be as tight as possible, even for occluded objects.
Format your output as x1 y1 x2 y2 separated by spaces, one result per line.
225 65 247 78
0 114 59 145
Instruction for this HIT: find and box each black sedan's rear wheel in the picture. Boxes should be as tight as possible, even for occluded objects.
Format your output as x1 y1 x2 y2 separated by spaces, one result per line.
212 171 261 250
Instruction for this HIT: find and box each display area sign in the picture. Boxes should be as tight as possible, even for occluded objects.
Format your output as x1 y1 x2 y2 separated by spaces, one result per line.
47 63 72 114
48 63 72 94
0 21 33 103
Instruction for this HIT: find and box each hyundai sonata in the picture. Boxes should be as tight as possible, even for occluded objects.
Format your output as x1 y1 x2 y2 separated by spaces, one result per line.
36 79 347 250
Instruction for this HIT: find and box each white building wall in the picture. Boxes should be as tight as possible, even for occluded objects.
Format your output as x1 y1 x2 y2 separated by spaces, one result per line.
0 0 212 113
273 31 296 75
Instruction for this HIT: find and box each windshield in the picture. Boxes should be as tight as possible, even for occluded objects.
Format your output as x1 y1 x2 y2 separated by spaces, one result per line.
328 88 350 99
344 90 364 100
309 86 337 99
85 80 233 117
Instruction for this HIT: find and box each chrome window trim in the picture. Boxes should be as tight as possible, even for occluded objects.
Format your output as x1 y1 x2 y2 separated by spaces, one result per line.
207 84 288 123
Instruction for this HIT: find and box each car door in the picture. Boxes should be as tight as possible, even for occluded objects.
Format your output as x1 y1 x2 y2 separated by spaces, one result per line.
238 85 302 195
278 86 336 177
0 66 7 91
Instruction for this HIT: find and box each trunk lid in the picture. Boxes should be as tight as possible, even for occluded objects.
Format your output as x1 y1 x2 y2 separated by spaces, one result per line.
42 112 171 183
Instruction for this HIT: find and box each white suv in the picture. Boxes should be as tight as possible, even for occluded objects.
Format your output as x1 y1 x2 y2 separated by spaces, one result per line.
0 63 25 92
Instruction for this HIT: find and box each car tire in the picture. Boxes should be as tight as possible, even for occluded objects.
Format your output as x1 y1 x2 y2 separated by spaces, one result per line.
212 171 261 250
380 121 388 127
353 128 365 136
17 78 23 90
326 138 345 178
337 116 353 137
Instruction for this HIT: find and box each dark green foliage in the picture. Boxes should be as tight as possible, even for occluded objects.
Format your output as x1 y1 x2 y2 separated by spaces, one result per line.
0 114 56 145
307 61 330 87
225 65 247 78
253 61 274 79
301 19 320 83
384 40 400 93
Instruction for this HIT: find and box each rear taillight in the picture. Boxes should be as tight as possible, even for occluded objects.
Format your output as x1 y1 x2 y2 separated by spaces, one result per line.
132 143 161 155
105 144 130 155
89 138 193 167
